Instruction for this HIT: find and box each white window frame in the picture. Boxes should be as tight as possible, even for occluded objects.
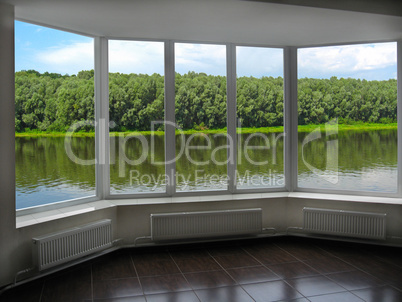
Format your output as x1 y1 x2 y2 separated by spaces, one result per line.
15 21 402 215
295 41 401 198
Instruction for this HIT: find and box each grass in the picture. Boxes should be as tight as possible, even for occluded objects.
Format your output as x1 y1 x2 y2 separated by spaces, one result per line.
15 130 96 137
15 122 398 137
298 122 397 133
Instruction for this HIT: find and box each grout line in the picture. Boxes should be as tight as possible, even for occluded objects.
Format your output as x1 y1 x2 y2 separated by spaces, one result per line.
129 252 147 299
269 241 330 300
316 248 397 288
305 290 363 301
348 290 368 301
272 241 396 300
38 280 45 302
206 248 257 302
91 264 94 302
167 250 202 302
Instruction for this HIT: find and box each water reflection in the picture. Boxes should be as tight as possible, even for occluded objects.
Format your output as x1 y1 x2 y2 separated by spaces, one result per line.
15 129 397 209
15 136 95 209
298 130 397 192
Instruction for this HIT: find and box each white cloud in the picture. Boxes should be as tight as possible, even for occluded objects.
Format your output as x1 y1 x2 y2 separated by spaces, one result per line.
109 41 227 76
109 40 164 74
298 42 397 80
34 40 397 80
237 47 283 78
35 40 94 75
175 43 226 76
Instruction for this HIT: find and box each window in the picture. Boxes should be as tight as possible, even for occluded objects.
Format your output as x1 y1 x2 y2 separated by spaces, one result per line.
15 21 95 210
108 40 166 194
297 42 398 193
175 43 228 192
15 24 400 212
236 46 285 189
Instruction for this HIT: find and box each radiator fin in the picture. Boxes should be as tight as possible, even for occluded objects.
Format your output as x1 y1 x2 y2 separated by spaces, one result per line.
303 208 386 240
33 219 112 271
151 209 262 241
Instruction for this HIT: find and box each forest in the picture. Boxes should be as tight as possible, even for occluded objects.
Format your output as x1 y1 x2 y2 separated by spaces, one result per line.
14 70 397 132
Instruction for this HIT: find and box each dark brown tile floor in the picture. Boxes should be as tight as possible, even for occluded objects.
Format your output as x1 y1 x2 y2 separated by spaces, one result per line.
1 236 402 301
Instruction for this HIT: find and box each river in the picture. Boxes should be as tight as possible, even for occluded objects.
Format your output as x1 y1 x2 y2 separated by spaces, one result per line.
15 129 397 209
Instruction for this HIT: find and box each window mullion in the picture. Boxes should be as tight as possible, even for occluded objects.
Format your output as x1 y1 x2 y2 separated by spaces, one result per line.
284 46 298 192
165 40 176 195
226 43 237 193
94 36 110 199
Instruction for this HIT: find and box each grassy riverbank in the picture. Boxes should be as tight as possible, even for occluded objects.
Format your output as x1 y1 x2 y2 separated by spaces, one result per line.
15 122 397 137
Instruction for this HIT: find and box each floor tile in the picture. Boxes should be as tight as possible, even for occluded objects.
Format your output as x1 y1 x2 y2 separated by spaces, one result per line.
174 257 221 273
207 245 246 256
196 285 254 302
41 266 92 302
321 244 371 261
213 253 260 269
286 275 346 297
308 291 364 302
91 296 146 302
140 274 191 295
276 242 329 261
146 290 200 302
226 266 281 284
366 246 402 268
352 285 402 302
169 248 210 260
92 253 136 280
343 257 402 288
303 257 355 274
93 277 143 299
184 270 236 290
132 250 171 261
326 270 384 290
134 258 180 276
267 261 320 279
246 246 298 265
242 280 303 302
0 279 44 302
3 237 402 302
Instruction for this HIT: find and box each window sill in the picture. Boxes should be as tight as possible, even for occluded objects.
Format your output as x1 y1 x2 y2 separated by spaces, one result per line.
288 192 402 205
109 192 289 206
16 200 115 228
16 191 402 228
16 192 289 228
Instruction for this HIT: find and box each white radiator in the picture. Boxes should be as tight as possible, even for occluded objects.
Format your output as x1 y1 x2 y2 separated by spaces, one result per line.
150 208 262 241
32 219 112 271
303 207 386 240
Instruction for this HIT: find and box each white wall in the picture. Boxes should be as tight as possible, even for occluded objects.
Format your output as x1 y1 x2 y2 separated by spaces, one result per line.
116 198 288 243
287 196 402 243
0 8 117 286
0 2 18 287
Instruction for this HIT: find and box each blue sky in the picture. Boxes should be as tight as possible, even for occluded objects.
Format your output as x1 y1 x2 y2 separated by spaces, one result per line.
15 21 94 74
16 20 397 80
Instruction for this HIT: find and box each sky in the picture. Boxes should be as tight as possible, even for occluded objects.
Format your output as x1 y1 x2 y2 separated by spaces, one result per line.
15 20 397 81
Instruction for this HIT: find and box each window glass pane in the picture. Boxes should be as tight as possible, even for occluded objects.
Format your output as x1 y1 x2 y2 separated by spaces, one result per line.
109 41 165 194
236 47 284 189
297 42 397 192
175 43 227 191
15 21 95 209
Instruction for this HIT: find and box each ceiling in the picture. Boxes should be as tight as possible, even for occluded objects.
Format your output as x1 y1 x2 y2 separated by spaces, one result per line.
1 0 402 46
248 0 402 17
